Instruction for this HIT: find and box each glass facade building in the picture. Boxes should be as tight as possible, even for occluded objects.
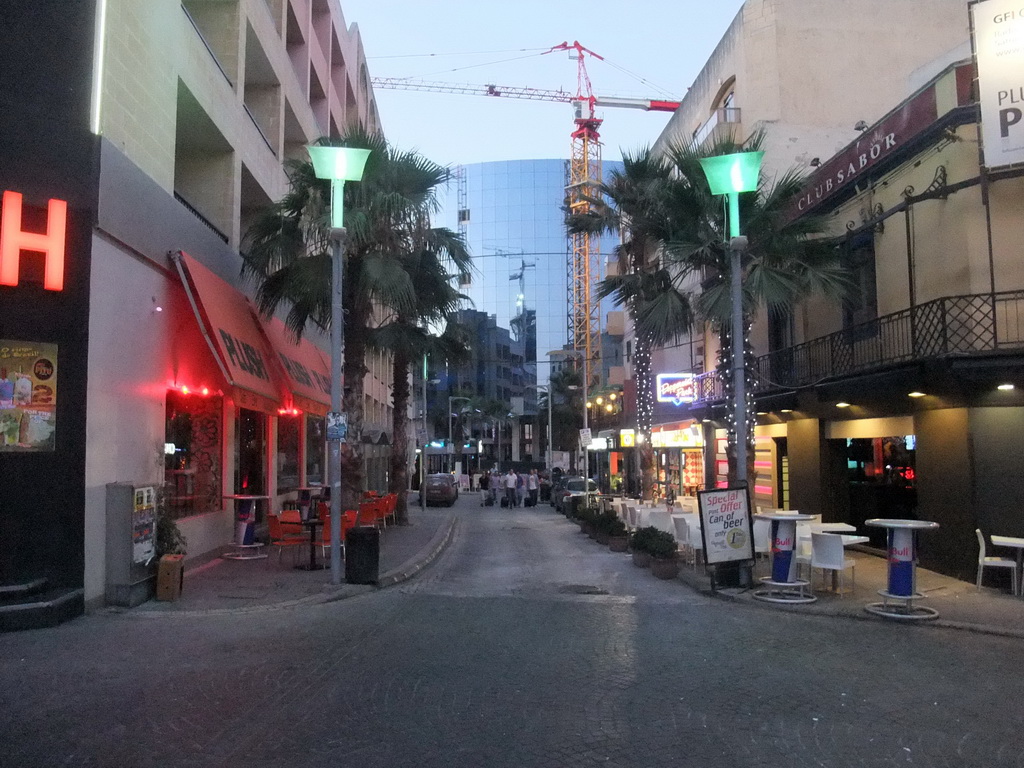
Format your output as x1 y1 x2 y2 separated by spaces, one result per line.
442 159 624 382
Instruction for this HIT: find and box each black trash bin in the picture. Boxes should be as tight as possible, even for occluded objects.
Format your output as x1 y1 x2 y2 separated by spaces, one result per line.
345 526 379 584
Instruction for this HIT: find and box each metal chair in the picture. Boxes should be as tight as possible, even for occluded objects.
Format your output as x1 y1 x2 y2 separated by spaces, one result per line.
976 529 1018 595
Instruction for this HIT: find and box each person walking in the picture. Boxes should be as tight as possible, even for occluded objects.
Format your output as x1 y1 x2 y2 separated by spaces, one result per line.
503 469 518 509
515 472 526 507
478 470 490 506
489 469 500 506
527 469 539 507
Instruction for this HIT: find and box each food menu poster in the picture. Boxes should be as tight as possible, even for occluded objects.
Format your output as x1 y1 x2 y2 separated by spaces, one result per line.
0 340 57 452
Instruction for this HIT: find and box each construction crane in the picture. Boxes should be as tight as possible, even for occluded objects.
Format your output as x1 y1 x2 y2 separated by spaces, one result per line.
371 41 679 390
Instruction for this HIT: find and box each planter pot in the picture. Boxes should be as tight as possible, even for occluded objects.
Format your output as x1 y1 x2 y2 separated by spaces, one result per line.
608 535 629 552
595 530 610 545
650 557 681 580
631 550 653 568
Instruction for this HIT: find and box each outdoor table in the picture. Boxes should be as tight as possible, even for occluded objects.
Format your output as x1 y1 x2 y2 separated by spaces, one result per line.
222 495 270 560
990 535 1024 598
294 518 326 571
863 518 940 620
752 512 817 604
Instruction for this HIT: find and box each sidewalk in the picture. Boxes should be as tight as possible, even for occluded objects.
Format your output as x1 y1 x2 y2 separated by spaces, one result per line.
117 495 455 617
673 546 1024 638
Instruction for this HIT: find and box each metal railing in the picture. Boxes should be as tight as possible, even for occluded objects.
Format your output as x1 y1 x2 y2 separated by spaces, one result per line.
693 291 1024 403
689 107 742 152
174 192 229 243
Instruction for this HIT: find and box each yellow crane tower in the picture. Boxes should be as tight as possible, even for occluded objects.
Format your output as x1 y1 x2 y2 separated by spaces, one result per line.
372 41 679 389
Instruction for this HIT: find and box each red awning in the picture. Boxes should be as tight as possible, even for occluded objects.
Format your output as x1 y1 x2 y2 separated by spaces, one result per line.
173 252 281 413
260 316 333 417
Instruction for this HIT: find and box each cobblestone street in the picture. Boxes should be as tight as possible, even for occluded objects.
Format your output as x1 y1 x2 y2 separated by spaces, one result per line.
3 497 1023 767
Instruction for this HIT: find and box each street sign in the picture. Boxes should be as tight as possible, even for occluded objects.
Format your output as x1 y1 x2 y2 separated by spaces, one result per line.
326 411 347 442
579 428 592 446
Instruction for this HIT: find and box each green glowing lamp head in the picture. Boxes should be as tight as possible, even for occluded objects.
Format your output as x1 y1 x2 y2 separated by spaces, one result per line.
307 145 371 228
698 151 764 195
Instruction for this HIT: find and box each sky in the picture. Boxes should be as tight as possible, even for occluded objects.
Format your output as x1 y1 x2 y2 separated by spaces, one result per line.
340 1 746 166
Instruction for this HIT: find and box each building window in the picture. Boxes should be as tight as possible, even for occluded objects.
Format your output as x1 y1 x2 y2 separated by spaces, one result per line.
306 414 326 486
843 234 878 329
277 413 300 492
164 389 223 520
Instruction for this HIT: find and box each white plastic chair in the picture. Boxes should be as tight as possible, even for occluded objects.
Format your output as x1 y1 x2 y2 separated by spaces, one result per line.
976 529 1018 595
648 509 674 535
625 505 638 530
686 516 704 569
753 518 772 562
671 515 690 558
810 532 856 596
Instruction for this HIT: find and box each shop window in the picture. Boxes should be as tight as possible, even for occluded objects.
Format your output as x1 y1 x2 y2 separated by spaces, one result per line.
235 407 267 494
164 390 223 519
277 413 300 492
306 414 326 486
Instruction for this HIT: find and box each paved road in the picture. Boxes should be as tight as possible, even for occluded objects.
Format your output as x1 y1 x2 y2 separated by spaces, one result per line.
3 496 1024 767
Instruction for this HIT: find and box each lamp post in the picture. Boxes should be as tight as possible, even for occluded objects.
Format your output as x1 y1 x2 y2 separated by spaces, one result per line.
698 150 764 489
307 143 370 585
419 357 440 507
448 396 471 475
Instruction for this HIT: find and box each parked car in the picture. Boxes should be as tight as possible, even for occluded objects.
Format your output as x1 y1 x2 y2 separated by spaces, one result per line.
550 474 578 511
424 473 459 506
561 477 599 513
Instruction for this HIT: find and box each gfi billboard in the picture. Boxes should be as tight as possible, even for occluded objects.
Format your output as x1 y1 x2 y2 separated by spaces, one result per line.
973 0 1024 169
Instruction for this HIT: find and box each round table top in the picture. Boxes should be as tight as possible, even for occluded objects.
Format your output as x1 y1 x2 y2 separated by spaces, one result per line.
865 518 939 530
754 512 816 522
222 494 270 501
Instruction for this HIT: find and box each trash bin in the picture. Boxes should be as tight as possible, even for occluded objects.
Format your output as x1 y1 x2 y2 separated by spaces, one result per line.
345 526 379 585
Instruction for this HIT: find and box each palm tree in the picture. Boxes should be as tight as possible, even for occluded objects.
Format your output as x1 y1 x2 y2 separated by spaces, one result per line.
377 311 470 525
569 135 849 490
242 129 457 511
566 147 694 499
658 133 849 484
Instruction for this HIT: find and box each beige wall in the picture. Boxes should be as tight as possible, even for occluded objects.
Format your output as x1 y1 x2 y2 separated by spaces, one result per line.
656 0 971 179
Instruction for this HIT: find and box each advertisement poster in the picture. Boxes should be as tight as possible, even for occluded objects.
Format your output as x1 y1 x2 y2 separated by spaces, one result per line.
698 487 754 564
132 486 156 565
973 0 1024 169
0 340 58 452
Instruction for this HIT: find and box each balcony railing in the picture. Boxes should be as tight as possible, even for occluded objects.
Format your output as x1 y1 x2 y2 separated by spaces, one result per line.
693 291 1024 403
689 107 742 152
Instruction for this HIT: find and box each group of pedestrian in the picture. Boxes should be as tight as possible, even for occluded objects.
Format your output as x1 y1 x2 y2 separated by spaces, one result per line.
478 468 539 508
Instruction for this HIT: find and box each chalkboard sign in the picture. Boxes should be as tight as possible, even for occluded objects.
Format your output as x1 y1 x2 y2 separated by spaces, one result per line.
697 487 754 565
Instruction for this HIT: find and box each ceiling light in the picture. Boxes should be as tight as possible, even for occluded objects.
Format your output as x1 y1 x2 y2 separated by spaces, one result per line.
756 411 768 416
836 402 851 408
908 391 926 398
998 383 1015 391
780 409 793 413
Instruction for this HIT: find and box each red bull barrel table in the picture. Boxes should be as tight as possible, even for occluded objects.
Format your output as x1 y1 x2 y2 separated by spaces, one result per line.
864 518 939 621
752 512 817 604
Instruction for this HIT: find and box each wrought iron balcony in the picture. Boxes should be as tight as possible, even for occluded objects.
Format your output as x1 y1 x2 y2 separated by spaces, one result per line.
693 290 1024 403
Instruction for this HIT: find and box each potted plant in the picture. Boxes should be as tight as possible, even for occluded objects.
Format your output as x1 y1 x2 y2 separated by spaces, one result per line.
629 526 659 568
603 514 629 551
593 509 623 546
646 528 681 580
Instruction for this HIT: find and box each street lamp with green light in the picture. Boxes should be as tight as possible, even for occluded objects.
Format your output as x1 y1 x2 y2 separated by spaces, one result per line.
699 150 764 489
307 144 370 585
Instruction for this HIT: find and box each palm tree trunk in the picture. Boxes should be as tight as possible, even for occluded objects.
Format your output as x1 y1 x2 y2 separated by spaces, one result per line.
340 291 369 513
390 347 411 525
634 331 656 501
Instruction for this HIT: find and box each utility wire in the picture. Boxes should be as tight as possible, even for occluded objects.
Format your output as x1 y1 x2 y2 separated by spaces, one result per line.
368 47 549 60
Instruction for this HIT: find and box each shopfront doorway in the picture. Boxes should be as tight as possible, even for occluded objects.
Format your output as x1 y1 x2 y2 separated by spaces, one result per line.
235 407 267 495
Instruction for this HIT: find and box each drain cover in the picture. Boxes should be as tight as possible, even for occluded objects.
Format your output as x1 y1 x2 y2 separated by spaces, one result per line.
558 584 609 595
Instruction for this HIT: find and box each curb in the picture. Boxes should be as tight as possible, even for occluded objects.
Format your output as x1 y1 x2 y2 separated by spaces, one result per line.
683 570 1024 638
104 512 458 619
376 513 457 588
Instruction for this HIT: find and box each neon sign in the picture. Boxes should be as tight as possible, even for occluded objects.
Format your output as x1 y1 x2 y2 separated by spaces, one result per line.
0 191 67 291
655 373 695 406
